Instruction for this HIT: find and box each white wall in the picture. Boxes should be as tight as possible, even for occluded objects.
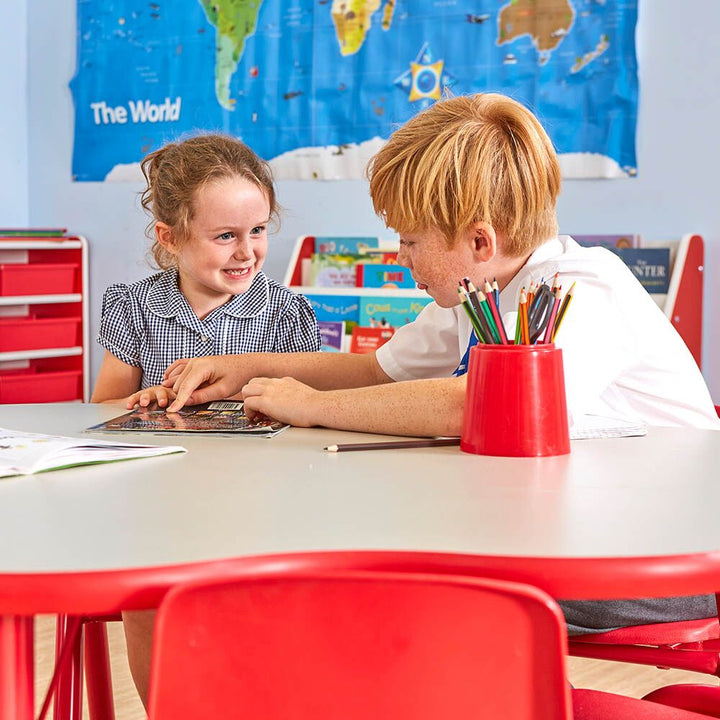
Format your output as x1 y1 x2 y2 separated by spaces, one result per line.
24 0 720 402
0 2 29 224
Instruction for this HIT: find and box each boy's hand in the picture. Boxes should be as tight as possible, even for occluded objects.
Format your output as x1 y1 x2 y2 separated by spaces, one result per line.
242 377 319 428
163 356 245 412
125 385 177 410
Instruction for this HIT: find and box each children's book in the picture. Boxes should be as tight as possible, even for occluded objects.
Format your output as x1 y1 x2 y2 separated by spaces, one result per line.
356 263 415 289
305 294 360 324
0 228 68 238
87 401 288 437
349 326 395 354
314 236 379 254
613 247 671 293
318 320 345 352
358 295 433 328
0 427 185 479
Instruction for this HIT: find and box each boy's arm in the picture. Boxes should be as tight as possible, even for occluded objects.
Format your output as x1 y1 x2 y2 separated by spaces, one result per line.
164 351 391 412
91 351 143 404
242 375 468 437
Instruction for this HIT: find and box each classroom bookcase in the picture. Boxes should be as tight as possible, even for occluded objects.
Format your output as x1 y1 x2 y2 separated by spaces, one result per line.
641 233 704 369
284 233 705 368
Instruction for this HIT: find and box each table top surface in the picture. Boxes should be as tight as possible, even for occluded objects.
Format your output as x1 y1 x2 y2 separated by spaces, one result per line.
1 402 720 578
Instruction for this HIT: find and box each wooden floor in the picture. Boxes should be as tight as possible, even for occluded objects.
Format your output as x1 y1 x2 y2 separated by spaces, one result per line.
34 615 717 719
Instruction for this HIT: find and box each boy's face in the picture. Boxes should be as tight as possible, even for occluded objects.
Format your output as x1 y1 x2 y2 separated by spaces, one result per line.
397 227 478 308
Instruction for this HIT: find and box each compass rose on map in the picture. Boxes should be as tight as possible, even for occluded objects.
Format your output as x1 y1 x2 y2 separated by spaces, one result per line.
394 42 456 106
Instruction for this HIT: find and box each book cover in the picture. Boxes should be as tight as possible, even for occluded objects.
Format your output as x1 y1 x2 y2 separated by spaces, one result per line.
0 427 185 478
318 320 345 352
305 293 360 324
349 326 395 354
613 247 671 293
0 228 68 238
88 401 288 437
573 234 640 249
314 236 379 254
358 295 432 328
356 263 415 289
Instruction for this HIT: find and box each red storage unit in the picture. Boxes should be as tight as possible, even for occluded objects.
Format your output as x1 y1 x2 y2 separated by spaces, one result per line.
0 368 83 404
0 316 82 352
0 234 89 403
0 263 79 296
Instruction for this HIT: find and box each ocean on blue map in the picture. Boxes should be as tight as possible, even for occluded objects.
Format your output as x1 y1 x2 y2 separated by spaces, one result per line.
70 0 638 181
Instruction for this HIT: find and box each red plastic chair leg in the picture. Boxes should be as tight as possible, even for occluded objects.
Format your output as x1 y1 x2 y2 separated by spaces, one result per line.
644 684 720 718
84 620 116 720
51 615 84 720
0 615 34 720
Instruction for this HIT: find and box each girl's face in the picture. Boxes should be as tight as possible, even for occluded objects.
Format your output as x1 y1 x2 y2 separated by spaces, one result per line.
164 176 271 318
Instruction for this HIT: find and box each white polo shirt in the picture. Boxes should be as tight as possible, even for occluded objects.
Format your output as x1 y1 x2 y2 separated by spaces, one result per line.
376 236 719 429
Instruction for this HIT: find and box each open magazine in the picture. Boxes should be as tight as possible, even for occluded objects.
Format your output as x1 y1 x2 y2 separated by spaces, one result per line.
0 427 185 479
87 400 288 438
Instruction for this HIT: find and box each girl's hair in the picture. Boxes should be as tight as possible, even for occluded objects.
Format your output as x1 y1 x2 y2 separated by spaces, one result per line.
367 93 561 256
140 133 278 269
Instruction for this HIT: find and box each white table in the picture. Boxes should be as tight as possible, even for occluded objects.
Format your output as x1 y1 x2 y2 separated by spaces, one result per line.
1 403 720 719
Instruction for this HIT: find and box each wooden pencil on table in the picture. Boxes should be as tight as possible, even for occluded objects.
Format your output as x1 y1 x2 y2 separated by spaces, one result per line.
324 438 461 453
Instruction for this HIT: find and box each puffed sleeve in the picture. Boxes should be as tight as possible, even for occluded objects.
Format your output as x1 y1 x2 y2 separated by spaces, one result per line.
274 293 322 353
96 284 143 367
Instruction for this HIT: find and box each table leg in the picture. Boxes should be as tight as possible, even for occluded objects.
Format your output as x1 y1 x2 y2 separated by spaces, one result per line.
0 614 34 720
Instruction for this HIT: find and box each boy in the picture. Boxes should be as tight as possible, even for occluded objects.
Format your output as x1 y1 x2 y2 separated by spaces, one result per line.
140 93 719 640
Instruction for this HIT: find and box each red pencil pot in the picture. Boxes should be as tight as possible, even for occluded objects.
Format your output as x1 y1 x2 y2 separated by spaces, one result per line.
460 343 570 457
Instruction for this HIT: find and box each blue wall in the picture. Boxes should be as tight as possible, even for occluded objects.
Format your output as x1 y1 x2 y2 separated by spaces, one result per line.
0 2 29 224
14 0 720 401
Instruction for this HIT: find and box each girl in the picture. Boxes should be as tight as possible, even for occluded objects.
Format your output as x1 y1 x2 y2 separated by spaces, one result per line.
91 133 320 406
91 134 320 707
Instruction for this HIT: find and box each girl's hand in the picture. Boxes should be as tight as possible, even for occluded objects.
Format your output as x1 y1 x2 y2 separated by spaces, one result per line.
125 385 177 410
241 377 320 428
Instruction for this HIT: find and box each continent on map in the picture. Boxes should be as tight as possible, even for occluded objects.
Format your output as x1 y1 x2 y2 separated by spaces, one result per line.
199 0 264 110
498 0 575 64
332 0 394 56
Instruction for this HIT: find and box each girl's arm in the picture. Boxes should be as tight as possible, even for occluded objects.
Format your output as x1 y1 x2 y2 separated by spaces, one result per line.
91 351 143 403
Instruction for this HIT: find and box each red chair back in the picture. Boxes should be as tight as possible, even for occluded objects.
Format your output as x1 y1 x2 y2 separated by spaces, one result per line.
148 570 571 720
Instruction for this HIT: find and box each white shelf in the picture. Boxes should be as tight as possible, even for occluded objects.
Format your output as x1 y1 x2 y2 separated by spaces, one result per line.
0 294 82 306
293 286 424 298
0 239 83 250
0 346 83 363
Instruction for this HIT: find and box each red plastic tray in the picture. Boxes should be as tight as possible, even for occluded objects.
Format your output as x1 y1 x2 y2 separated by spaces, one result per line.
0 369 83 403
0 316 81 352
0 263 79 296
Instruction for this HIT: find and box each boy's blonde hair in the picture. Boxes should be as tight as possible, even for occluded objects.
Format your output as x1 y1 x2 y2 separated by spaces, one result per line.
140 133 278 269
367 93 561 256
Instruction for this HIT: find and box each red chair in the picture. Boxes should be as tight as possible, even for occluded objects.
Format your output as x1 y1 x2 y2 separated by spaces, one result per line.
146 568 714 720
568 405 720 709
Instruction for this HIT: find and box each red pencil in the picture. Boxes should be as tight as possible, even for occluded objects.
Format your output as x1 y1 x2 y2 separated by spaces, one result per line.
483 280 508 344
542 287 562 343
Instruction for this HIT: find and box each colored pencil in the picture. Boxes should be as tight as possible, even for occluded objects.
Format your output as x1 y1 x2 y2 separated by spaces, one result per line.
483 280 508 344
457 286 487 343
519 288 529 344
324 438 461 453
467 281 500 343
542 287 562 344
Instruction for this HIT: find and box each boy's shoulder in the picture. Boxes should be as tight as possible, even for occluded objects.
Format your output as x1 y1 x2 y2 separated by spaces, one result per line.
530 235 632 282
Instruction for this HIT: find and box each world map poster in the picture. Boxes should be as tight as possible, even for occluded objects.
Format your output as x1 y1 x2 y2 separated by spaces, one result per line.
70 0 638 181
